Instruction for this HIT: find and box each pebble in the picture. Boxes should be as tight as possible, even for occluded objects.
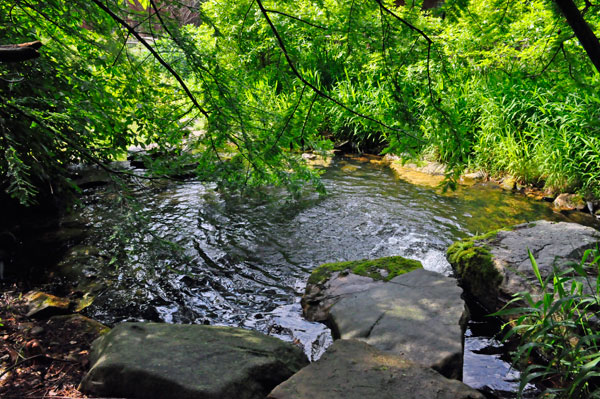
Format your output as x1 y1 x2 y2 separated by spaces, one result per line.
30 326 44 336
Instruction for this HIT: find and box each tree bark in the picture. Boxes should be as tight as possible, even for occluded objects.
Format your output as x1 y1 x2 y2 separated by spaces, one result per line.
0 41 42 63
554 0 600 74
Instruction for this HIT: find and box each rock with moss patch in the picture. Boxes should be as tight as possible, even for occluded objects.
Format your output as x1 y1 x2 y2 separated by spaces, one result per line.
448 221 600 316
80 322 308 399
303 256 422 321
303 259 466 379
25 291 95 319
25 291 72 318
307 256 422 286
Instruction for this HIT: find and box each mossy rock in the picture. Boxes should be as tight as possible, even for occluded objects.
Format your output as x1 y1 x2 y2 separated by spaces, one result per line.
446 229 508 307
308 256 422 285
25 291 95 319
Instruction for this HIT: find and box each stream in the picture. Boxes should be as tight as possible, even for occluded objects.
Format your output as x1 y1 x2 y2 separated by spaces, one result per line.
52 156 598 398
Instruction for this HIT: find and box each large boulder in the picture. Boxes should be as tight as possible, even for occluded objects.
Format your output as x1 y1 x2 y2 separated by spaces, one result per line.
303 259 466 380
448 221 600 316
302 255 423 322
268 339 484 399
80 322 308 399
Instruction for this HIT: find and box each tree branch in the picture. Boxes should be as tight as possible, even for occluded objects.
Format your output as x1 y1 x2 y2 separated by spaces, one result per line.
0 41 42 63
554 0 600 74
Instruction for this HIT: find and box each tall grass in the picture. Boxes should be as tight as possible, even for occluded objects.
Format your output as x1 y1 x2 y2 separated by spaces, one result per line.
495 248 600 398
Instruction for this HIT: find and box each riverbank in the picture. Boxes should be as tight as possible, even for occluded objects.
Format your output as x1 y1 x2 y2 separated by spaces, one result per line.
342 152 600 219
0 287 97 398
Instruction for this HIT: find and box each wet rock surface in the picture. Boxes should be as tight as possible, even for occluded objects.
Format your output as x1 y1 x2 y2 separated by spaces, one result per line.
268 339 484 399
449 220 600 316
553 193 586 211
303 268 467 379
80 322 309 399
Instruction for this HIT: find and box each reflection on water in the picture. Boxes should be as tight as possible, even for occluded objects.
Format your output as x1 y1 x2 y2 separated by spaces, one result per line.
70 156 596 392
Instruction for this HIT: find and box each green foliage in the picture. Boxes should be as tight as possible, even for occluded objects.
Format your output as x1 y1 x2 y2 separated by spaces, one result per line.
430 0 600 197
1 0 600 205
307 255 422 285
494 248 600 398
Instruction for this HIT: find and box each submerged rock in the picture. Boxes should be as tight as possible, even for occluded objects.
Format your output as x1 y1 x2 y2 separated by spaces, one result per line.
49 314 109 337
553 193 586 211
302 152 333 168
80 322 308 399
499 176 517 191
448 221 600 316
268 339 484 399
303 259 466 379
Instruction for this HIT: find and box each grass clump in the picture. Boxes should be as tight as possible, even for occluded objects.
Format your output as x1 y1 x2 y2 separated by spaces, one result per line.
307 256 422 285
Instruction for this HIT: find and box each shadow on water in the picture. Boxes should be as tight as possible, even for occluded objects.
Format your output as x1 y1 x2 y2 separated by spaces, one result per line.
42 156 598 395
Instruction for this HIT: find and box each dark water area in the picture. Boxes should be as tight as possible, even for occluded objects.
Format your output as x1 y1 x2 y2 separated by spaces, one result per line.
32 156 599 396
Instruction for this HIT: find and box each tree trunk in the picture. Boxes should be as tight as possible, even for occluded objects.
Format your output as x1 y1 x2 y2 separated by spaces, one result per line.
554 0 600 74
0 41 42 63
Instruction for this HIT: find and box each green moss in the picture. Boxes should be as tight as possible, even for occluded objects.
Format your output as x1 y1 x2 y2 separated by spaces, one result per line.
447 228 509 299
307 256 422 285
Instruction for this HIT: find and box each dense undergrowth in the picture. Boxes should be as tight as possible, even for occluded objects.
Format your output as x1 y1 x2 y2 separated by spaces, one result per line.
1 0 599 205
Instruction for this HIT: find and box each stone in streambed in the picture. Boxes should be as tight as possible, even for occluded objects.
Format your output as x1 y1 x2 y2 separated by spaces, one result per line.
80 322 308 399
329 269 466 379
303 258 466 379
25 291 72 318
553 193 586 211
302 256 422 322
268 339 484 399
448 221 600 317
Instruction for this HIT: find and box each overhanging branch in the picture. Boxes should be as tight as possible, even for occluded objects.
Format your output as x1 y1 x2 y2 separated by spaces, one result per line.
90 0 210 119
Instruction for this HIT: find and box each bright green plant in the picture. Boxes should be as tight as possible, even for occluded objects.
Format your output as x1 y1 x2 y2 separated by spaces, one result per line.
495 248 600 398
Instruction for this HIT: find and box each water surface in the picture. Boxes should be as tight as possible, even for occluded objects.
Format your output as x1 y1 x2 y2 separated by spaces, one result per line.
71 156 595 392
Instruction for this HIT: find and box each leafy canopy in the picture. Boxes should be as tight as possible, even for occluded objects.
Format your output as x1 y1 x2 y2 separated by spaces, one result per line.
1 0 600 205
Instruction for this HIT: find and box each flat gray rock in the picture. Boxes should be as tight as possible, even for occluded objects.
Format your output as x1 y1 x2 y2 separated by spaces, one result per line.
302 272 386 322
303 268 466 379
449 221 600 315
268 339 484 399
80 322 308 399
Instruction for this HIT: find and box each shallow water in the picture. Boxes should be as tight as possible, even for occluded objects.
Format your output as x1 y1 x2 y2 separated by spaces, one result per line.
70 156 596 394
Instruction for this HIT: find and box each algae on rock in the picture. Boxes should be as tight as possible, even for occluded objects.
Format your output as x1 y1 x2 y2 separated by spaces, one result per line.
307 256 422 286
446 229 507 307
447 221 600 316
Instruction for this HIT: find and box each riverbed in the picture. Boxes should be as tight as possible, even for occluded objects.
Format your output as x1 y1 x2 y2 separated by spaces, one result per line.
59 156 597 398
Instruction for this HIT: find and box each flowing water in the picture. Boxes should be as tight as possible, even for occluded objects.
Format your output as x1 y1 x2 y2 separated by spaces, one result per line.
63 156 598 397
